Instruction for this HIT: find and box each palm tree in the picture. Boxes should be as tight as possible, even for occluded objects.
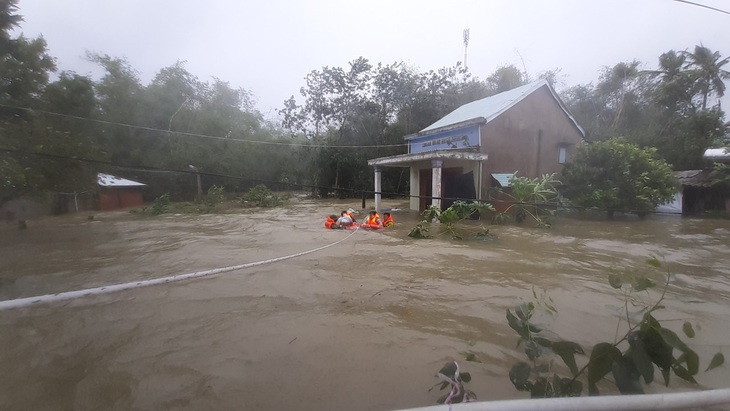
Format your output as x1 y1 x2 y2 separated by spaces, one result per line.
683 45 730 110
643 50 694 112
0 0 23 40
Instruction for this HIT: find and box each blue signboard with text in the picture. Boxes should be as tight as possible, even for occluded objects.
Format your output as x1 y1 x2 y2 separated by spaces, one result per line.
409 125 480 154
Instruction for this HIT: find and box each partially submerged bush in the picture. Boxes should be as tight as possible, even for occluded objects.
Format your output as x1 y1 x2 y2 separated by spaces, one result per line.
409 201 494 240
241 184 283 208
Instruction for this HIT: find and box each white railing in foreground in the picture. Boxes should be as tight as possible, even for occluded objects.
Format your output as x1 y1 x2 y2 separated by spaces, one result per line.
399 388 730 411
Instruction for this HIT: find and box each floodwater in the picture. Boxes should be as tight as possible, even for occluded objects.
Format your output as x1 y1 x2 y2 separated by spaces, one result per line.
1 197 730 411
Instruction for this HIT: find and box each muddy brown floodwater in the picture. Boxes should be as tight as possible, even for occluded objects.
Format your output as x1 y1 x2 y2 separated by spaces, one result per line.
1 197 730 411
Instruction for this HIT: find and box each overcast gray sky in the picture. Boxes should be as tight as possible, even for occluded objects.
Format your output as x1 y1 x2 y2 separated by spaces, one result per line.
15 0 730 121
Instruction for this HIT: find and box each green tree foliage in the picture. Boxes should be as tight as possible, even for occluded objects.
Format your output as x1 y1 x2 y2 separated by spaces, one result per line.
492 174 561 227
562 46 728 171
408 201 494 240
561 139 677 217
0 1 102 206
503 260 724 398
281 58 496 197
682 45 730 110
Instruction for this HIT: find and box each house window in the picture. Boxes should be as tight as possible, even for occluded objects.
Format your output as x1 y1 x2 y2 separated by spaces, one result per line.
558 145 567 164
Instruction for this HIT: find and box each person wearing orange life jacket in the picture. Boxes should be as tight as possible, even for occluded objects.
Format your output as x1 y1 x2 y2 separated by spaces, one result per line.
363 210 382 227
382 212 394 228
336 211 354 227
346 210 357 223
324 214 341 229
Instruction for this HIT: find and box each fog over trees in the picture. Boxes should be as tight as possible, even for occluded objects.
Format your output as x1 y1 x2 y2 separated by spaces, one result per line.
1 0 727 208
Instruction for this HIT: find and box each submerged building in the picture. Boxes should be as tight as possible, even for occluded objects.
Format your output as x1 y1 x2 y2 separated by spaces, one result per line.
368 79 585 212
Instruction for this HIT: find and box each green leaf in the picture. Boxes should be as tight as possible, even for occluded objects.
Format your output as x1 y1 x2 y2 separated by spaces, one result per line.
608 274 622 289
552 341 585 377
438 362 457 378
516 302 534 321
588 343 622 395
682 350 700 375
628 334 655 384
660 367 671 387
509 362 531 391
524 340 541 361
632 278 655 292
558 377 583 397
682 322 695 338
705 352 725 372
612 359 644 395
530 376 553 398
646 256 661 268
535 337 553 348
672 364 698 384
506 309 528 339
658 328 690 353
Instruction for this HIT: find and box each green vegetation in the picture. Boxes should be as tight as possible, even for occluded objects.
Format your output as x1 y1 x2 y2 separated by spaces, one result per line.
493 174 562 227
561 139 678 217
432 258 725 404
408 201 494 240
135 184 285 215
241 184 284 208
0 0 727 220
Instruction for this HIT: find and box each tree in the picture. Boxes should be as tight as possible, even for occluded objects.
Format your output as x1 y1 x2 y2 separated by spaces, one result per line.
561 138 678 217
486 64 527 93
683 45 730 110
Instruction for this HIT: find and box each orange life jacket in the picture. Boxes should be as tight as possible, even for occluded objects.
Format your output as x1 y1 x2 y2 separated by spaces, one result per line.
382 215 394 227
325 216 336 229
347 212 356 222
365 213 381 225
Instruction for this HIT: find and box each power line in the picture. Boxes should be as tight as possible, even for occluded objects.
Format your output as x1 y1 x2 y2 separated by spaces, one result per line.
0 103 409 149
673 0 730 15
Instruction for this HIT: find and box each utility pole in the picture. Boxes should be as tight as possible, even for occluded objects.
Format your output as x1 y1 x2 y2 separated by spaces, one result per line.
189 165 202 196
463 28 470 71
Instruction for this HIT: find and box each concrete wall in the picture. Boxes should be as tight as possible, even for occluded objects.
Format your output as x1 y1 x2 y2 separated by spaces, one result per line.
478 85 583 191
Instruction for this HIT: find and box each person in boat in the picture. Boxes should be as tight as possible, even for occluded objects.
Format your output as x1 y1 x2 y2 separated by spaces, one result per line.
363 210 382 227
382 212 394 228
346 208 357 223
336 210 354 227
325 214 341 229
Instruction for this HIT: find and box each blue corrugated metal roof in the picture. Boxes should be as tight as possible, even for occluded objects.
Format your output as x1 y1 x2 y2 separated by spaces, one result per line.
491 173 514 188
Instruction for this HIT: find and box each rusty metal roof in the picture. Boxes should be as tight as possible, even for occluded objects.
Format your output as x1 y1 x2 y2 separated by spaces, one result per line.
676 170 713 187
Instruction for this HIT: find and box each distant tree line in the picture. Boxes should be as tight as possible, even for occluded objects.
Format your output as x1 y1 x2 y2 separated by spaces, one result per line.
1 0 727 212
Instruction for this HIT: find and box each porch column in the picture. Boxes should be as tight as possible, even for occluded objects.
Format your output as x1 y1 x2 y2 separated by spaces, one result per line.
374 165 382 214
431 159 443 209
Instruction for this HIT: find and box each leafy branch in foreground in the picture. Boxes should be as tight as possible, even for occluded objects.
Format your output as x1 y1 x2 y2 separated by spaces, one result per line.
428 361 476 404
506 257 724 398
430 258 726 404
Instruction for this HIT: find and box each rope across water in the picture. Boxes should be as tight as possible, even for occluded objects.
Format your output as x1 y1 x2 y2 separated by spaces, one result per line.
0 227 360 311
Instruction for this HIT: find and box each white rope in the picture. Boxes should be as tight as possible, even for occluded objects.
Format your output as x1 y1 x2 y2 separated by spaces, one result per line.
0 227 360 311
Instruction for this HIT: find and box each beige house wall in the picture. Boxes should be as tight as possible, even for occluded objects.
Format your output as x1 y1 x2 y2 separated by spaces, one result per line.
478 86 583 192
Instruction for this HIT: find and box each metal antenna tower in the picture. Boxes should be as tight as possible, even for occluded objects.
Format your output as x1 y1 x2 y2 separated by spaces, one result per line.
463 29 470 70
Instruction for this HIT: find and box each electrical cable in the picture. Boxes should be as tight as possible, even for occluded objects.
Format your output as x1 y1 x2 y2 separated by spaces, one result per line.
0 103 409 148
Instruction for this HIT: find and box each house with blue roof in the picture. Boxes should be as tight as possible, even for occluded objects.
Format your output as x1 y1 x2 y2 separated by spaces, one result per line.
368 79 585 212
